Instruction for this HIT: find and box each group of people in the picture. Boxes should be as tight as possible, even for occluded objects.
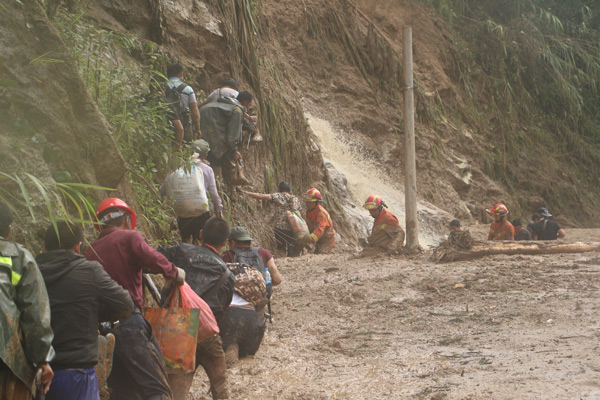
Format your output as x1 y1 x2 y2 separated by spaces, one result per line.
449 204 566 242
164 63 259 185
0 196 285 400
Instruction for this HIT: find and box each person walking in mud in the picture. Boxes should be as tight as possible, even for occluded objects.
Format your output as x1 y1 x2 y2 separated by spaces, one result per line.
299 188 336 254
158 217 235 399
487 203 514 240
531 208 565 240
361 194 405 253
242 181 303 256
0 202 55 399
512 219 532 241
85 198 186 400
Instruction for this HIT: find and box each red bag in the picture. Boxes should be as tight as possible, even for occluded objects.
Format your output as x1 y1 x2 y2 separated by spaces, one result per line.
172 283 220 342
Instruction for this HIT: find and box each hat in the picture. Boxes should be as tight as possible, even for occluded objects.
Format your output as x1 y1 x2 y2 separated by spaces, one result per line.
229 226 253 242
192 139 210 156
537 207 552 218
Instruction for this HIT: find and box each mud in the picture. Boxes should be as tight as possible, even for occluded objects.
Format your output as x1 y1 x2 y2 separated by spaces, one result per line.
186 228 600 399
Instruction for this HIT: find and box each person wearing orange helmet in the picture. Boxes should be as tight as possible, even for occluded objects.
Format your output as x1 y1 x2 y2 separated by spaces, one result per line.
299 188 336 253
487 203 515 240
363 194 405 252
85 197 186 400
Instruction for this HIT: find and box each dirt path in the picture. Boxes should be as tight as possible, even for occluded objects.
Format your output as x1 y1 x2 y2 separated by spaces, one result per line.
189 228 600 399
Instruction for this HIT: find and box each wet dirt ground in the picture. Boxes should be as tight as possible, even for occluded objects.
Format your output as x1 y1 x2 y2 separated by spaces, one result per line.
188 227 600 399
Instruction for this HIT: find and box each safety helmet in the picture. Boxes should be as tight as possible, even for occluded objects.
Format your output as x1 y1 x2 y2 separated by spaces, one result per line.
305 188 322 202
95 197 137 230
492 203 509 217
363 194 384 210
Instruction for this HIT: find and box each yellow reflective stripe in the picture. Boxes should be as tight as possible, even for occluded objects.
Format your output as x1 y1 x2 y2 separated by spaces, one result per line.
11 271 21 286
0 255 20 286
310 233 318 242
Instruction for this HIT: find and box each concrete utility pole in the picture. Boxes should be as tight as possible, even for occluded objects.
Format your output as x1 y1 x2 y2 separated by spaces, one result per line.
403 26 420 250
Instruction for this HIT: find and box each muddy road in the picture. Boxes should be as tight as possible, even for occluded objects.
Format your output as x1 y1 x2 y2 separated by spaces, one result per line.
188 228 600 399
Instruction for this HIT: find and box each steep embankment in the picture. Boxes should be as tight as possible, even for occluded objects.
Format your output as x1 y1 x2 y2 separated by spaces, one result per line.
3 0 599 250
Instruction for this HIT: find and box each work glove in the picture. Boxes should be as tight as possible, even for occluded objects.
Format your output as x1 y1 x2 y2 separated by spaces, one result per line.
175 267 186 285
299 234 314 245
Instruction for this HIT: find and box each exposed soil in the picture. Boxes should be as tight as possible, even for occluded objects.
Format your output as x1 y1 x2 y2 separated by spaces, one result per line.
187 228 600 399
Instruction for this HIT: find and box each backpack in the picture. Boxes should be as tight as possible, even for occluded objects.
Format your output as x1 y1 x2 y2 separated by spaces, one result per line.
226 262 266 306
231 247 269 294
165 83 192 140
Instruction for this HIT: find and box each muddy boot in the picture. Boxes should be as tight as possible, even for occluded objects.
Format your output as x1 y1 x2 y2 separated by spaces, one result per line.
224 343 239 368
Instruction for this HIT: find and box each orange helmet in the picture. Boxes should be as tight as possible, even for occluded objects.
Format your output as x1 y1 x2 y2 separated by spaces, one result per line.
95 197 137 230
305 188 322 202
364 194 384 210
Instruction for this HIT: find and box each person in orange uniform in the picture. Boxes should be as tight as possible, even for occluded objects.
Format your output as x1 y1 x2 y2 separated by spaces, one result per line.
363 194 405 252
487 203 514 240
299 188 335 254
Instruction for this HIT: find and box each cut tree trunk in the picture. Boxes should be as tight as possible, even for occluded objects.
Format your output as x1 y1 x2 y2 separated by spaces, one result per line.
433 241 600 263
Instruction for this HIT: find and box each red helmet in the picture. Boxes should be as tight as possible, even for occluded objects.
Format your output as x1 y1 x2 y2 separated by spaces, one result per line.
305 188 322 202
95 197 137 230
364 194 384 210
490 203 509 217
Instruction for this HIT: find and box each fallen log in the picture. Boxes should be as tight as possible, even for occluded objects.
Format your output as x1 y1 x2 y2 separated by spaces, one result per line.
432 240 600 263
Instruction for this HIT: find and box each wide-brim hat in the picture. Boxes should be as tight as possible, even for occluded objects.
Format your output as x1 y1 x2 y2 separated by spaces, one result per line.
537 207 552 218
192 139 210 156
229 226 253 241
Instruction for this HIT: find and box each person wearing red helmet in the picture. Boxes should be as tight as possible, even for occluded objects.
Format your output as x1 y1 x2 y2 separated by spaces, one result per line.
299 188 335 254
85 197 185 400
487 203 515 240
362 194 405 252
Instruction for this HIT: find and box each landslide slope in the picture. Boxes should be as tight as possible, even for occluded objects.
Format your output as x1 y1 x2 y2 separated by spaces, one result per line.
2 0 599 249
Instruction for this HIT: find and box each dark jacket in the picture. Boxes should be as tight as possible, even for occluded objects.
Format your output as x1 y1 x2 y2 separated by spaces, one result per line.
159 244 234 325
37 250 133 370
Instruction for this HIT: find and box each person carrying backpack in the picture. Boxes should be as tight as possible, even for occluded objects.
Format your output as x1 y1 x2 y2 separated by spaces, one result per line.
220 226 282 366
166 63 201 150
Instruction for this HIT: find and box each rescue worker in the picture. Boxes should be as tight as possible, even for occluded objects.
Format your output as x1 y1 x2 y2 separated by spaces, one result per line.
487 203 514 240
0 202 54 399
37 221 133 400
363 194 405 252
85 198 186 400
299 188 335 253
158 217 235 399
220 226 282 366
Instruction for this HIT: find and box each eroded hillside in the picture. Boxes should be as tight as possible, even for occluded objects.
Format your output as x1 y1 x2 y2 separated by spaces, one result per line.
2 0 599 249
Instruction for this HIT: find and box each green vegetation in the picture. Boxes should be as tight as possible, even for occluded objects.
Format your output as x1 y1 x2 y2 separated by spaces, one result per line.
54 10 186 240
420 0 600 219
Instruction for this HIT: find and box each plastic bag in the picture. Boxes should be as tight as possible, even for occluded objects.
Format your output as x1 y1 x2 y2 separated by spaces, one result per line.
145 298 199 374
163 166 209 217
172 283 220 343
287 210 309 239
